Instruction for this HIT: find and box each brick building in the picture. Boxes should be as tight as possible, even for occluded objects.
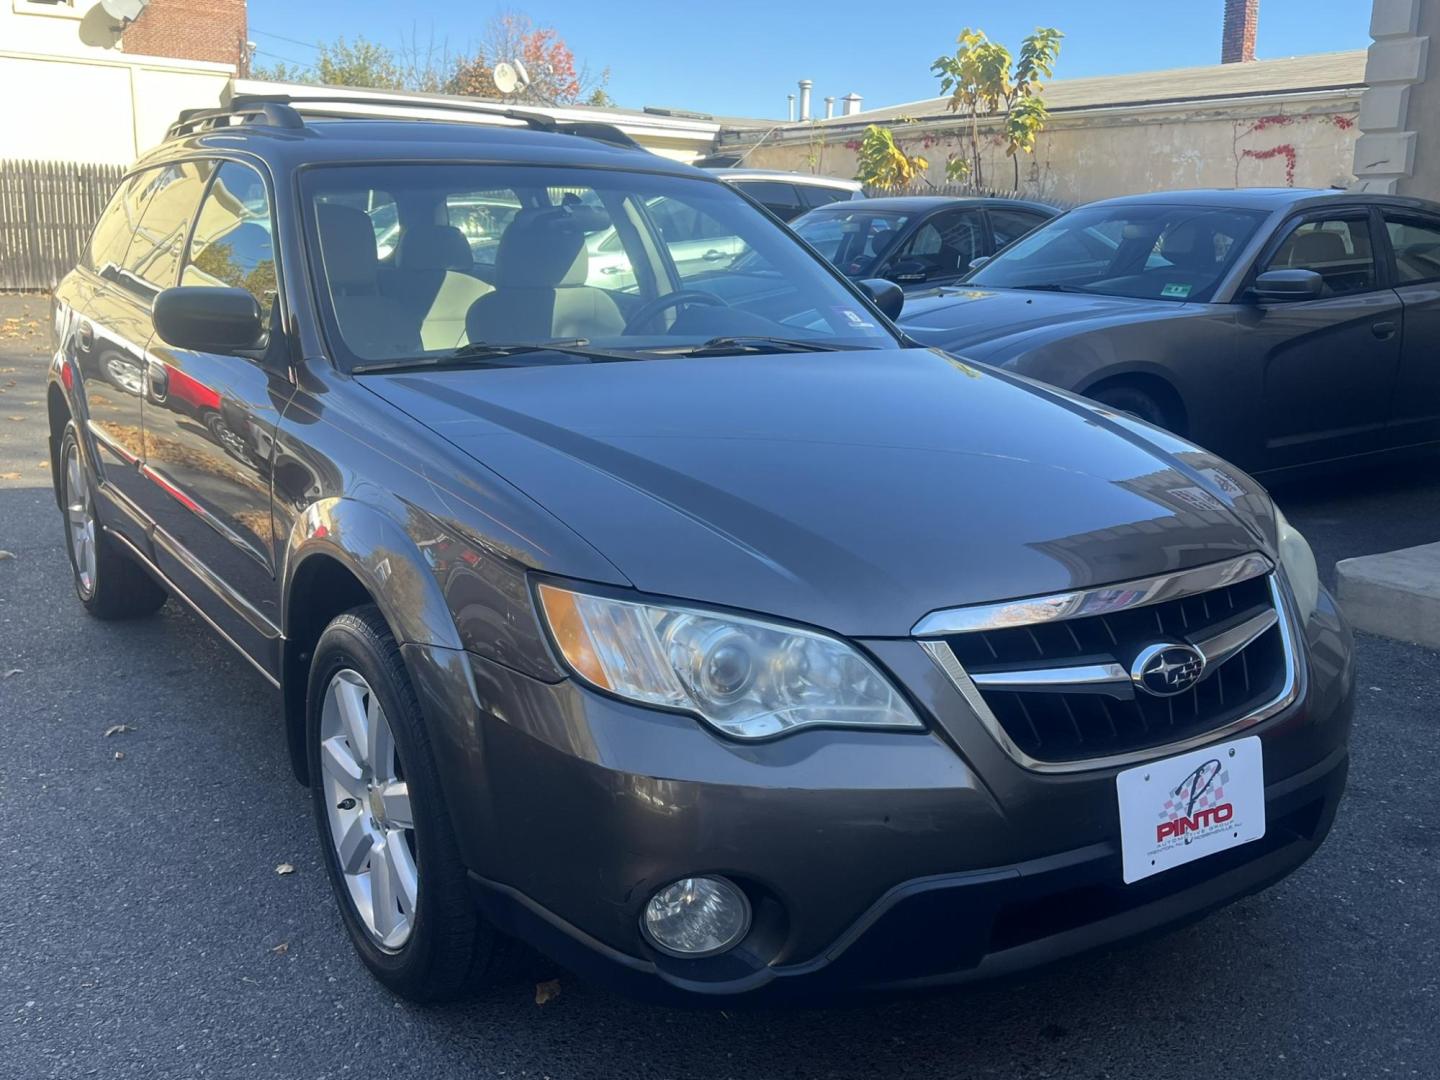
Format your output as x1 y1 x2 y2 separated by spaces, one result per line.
122 0 248 70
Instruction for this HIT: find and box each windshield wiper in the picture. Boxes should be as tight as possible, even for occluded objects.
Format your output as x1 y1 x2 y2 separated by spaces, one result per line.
353 339 645 374
1008 283 1094 294
645 335 850 358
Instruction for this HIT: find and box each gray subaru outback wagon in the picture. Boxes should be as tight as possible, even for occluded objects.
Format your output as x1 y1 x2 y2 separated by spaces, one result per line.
46 95 1353 1003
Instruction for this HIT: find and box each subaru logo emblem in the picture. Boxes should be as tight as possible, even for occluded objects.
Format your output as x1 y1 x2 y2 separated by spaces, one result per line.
1131 642 1206 697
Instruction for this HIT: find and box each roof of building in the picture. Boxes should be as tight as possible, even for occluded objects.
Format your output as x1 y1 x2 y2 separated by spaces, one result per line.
799 50 1368 130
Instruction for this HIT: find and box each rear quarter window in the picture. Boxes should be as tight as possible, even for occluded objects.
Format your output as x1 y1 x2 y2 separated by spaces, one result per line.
84 174 147 274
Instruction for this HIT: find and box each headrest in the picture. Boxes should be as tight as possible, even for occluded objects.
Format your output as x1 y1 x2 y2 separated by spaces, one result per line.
1290 230 1347 265
496 208 589 288
396 224 473 271
316 203 378 291
1160 224 1214 271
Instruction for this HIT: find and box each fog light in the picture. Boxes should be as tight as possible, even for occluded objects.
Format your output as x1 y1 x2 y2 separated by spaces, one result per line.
642 876 751 957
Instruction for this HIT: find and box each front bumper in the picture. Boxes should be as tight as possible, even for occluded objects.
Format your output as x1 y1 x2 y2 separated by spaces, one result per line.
401 588 1353 1001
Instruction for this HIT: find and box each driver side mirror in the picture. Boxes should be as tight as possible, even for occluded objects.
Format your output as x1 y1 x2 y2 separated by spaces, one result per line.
1251 269 1324 303
857 278 904 321
153 287 266 354
886 258 929 285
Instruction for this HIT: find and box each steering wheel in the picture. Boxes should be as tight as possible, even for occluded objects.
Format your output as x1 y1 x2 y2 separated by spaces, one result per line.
623 289 725 333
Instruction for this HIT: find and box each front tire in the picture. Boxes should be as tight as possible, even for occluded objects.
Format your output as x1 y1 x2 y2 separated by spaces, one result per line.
1088 384 1178 432
58 422 167 620
306 606 512 1002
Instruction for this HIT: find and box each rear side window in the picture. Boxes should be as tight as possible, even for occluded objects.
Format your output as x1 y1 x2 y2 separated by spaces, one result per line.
799 185 853 209
1385 214 1440 285
733 181 802 219
123 160 215 293
989 208 1050 250
182 161 276 304
85 174 145 274
1266 217 1378 297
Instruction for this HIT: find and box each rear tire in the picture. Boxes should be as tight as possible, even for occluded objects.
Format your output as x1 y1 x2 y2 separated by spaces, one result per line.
306 605 513 1002
58 422 167 620
1088 384 1178 432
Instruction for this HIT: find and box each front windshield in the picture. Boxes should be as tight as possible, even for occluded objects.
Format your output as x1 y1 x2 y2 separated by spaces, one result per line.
791 208 912 278
300 163 898 369
966 203 1267 302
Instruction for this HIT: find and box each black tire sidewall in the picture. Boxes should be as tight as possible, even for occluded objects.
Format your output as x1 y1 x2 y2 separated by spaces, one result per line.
304 610 470 995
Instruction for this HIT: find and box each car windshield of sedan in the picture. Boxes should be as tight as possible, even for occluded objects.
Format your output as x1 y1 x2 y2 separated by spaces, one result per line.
300 163 898 369
965 203 1268 302
791 209 913 277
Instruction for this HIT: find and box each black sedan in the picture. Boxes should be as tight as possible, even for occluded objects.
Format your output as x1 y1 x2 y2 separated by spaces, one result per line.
898 188 1440 477
790 196 1057 292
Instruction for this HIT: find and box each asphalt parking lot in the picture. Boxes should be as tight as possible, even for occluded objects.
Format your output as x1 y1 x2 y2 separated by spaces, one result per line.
1 296 1437 1080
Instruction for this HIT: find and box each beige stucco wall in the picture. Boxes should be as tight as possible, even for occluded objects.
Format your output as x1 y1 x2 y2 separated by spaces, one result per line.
733 94 1362 203
0 50 232 163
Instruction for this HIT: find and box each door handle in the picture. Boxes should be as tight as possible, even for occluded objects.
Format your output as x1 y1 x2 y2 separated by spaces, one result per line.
702 249 726 262
1372 320 1397 340
76 321 94 351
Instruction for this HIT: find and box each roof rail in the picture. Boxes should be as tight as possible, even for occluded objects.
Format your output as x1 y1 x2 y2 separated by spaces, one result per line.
166 101 305 140
225 93 646 152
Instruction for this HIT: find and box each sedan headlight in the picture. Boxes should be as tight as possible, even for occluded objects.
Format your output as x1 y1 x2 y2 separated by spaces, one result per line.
1275 507 1319 621
536 583 922 739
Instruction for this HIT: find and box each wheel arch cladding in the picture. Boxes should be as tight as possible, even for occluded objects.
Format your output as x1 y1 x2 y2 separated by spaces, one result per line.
279 498 465 783
1083 370 1189 434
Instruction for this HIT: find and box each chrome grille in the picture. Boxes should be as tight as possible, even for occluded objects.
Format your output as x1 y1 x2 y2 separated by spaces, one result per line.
917 556 1299 773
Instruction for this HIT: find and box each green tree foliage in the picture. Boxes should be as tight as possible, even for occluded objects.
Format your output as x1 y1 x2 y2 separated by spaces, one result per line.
932 26 1063 190
854 125 929 192
250 13 612 105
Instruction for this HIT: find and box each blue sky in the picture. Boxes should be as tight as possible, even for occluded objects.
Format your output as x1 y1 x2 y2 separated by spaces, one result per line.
245 0 1373 119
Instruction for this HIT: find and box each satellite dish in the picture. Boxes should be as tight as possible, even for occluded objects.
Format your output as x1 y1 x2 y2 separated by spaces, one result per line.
492 62 519 96
100 0 149 22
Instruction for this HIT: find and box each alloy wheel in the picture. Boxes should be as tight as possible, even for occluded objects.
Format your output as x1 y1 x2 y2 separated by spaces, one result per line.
319 669 418 950
63 443 96 598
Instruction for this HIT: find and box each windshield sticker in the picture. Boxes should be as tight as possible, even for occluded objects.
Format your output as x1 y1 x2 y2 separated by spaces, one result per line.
1161 283 1193 299
837 308 876 328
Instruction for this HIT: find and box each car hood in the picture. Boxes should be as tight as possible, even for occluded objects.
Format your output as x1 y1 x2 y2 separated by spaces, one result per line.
364 348 1269 637
899 287 1183 354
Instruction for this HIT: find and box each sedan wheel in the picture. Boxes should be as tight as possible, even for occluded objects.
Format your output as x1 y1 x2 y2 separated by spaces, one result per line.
319 668 418 950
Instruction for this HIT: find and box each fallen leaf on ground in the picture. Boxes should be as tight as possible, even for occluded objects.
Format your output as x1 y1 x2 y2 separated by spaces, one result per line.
0 473 19 481
113 751 125 761
534 979 561 1006
3 670 21 680
275 863 295 875
103 724 135 737
6 416 23 422
0 550 14 560
271 942 289 956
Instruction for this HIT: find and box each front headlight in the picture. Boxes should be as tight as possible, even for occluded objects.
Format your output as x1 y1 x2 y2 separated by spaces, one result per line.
536 583 922 739
1275 507 1319 621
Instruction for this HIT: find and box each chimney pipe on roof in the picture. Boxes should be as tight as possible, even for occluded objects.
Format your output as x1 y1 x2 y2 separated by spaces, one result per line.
798 79 813 121
1221 0 1258 64
841 92 862 116
824 96 835 119
787 93 795 122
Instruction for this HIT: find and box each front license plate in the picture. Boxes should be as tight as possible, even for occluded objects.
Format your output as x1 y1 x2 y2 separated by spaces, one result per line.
1116 736 1266 884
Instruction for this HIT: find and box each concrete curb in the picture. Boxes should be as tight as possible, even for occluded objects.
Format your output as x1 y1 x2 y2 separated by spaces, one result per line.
1336 541 1440 650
